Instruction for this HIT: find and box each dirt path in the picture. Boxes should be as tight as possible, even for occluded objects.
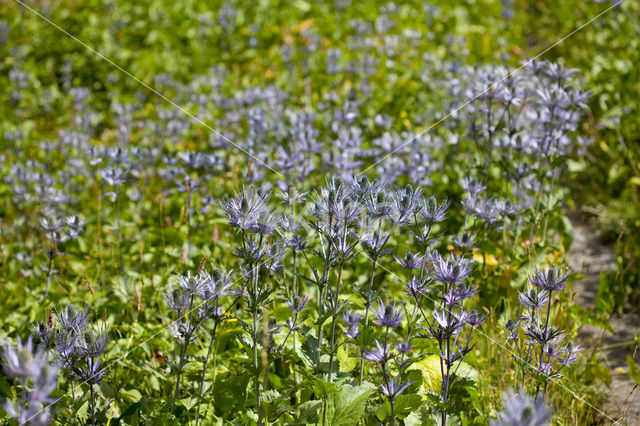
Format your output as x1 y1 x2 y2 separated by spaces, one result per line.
566 217 640 424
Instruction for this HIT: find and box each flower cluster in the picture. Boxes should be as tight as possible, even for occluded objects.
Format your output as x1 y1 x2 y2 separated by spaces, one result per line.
2 337 60 426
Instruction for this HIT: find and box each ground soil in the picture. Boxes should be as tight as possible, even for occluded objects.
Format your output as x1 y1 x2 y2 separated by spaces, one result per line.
566 215 640 425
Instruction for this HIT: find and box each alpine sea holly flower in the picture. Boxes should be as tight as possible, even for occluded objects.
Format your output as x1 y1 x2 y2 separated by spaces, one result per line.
199 267 235 300
519 288 549 309
524 324 564 347
491 389 551 426
465 310 487 327
395 251 425 270
77 326 109 358
503 319 520 340
396 340 412 354
443 284 478 306
453 232 476 251
31 321 55 348
65 215 87 230
380 375 413 400
2 337 59 426
420 196 450 225
287 234 306 251
2 337 53 380
174 270 208 296
169 321 199 346
391 184 422 225
287 294 310 314
280 215 302 233
53 332 80 368
461 177 486 196
557 341 582 366
345 324 360 340
219 186 270 230
40 216 64 234
373 300 404 329
54 304 90 334
529 267 570 292
343 308 362 328
249 211 280 235
362 340 393 363
310 177 353 220
432 309 465 336
363 187 392 219
430 252 474 285
164 285 190 316
404 276 430 299
100 166 128 187
361 232 393 259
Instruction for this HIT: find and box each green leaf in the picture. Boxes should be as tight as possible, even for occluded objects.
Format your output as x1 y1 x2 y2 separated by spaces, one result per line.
121 388 142 403
627 356 640 385
298 369 338 397
393 394 423 419
595 271 615 315
291 400 322 424
179 397 197 411
326 382 376 426
211 373 251 415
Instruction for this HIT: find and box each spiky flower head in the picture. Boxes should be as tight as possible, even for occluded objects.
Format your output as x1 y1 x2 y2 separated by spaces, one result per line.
287 294 310 314
54 304 90 334
380 375 413 401
164 285 190 315
430 252 474 285
373 300 404 329
420 196 450 225
404 276 430 299
529 267 570 292
491 389 551 426
519 288 549 308
200 267 235 300
219 185 270 230
174 270 208 296
77 326 109 358
395 251 426 270
362 340 392 364
2 336 59 426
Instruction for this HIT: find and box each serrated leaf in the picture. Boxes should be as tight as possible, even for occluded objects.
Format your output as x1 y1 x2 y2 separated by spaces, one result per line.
326 382 375 426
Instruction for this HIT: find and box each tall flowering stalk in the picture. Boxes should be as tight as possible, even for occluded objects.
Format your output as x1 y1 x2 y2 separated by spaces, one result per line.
361 300 412 426
358 181 418 382
32 303 109 424
165 266 237 416
166 271 206 411
220 186 284 425
194 266 234 425
411 252 485 425
101 166 129 293
505 266 580 397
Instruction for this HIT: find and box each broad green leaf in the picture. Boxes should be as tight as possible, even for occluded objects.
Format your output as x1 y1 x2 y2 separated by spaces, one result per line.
326 382 376 426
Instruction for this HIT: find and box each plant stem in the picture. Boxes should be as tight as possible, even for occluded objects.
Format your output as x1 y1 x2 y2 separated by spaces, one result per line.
90 383 95 425
172 295 194 411
195 320 219 426
44 244 54 297
115 191 128 293
252 263 262 425
327 261 344 383
359 257 377 383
